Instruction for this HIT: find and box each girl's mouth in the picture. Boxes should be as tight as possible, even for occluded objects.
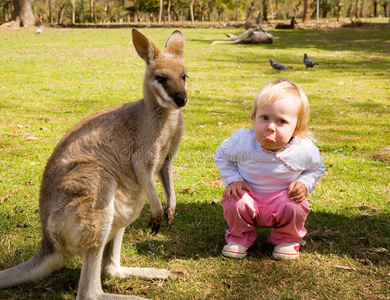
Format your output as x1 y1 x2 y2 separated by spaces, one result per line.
265 136 276 142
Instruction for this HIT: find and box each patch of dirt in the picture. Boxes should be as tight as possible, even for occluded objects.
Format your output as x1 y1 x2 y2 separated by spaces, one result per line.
373 146 390 162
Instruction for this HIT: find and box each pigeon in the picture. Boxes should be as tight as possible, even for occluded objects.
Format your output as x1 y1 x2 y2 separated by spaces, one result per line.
35 26 43 34
269 59 293 73
303 53 319 70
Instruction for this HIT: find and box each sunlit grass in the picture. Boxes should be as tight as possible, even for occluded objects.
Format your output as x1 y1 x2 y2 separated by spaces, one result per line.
0 26 389 299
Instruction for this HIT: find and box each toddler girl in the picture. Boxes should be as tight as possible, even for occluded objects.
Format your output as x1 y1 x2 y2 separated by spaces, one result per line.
214 78 325 259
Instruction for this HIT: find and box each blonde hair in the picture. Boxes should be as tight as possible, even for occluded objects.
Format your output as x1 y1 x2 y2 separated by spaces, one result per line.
250 78 310 138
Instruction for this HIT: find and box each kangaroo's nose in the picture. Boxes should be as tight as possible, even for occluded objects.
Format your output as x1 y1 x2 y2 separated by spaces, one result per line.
173 92 187 108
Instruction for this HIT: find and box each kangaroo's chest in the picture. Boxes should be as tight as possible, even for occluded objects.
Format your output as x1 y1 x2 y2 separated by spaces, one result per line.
148 111 182 158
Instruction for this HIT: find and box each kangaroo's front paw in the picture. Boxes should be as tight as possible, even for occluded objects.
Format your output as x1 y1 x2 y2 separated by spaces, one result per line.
164 207 175 231
147 214 162 235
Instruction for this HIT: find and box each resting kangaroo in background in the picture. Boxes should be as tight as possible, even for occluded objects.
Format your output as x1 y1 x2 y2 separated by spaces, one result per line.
0 28 187 300
211 28 274 45
275 16 297 29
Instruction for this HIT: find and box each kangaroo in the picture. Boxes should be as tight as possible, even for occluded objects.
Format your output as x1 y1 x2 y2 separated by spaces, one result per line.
0 28 187 300
275 16 297 29
245 13 264 31
211 28 274 45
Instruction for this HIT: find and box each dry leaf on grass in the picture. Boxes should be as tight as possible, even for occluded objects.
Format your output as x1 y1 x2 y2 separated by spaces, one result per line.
335 265 356 271
208 180 224 187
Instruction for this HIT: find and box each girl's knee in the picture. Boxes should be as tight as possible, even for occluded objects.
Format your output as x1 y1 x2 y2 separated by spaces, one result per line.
282 200 310 220
221 192 256 214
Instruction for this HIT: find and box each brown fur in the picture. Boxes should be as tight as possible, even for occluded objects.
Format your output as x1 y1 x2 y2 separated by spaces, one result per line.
0 28 187 300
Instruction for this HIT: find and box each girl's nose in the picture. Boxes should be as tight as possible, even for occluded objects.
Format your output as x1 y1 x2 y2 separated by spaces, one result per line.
267 122 276 132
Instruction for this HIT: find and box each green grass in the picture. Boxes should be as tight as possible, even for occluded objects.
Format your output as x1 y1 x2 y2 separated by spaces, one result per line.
0 26 390 299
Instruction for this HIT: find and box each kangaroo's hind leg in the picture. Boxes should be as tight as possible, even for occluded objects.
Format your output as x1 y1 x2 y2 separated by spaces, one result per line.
102 227 171 281
77 245 148 300
59 166 141 299
73 191 146 299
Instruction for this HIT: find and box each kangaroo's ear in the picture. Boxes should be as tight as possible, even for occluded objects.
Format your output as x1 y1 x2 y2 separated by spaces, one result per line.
132 28 161 64
165 30 184 58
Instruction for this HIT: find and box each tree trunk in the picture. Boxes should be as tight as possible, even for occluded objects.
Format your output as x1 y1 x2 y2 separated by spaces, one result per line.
190 0 195 25
346 1 352 17
275 0 278 17
383 3 388 18
3 0 12 22
105 0 111 23
246 0 256 20
90 0 94 22
58 5 65 24
133 0 139 22
262 0 268 22
355 0 360 18
158 0 163 24
71 0 75 24
167 0 171 22
47 0 52 22
1 0 36 27
302 0 310 22
336 4 341 21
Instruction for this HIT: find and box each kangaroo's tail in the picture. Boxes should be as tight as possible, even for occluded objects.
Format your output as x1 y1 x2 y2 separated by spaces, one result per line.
0 242 66 288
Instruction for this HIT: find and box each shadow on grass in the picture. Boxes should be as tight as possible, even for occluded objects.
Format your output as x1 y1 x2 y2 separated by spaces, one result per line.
0 198 389 299
128 199 390 266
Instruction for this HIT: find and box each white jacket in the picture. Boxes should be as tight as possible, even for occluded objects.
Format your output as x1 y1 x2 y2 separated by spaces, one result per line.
214 128 325 194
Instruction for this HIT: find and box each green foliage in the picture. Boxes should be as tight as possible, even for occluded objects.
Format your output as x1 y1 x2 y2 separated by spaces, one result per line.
0 26 389 299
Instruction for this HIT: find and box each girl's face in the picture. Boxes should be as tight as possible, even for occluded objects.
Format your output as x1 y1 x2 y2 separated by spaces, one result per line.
254 96 299 151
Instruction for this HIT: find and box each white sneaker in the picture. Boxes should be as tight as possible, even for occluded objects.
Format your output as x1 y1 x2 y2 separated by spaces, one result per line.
272 242 300 259
222 242 248 258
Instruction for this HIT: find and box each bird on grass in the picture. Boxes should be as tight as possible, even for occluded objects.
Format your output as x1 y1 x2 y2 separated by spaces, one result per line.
269 59 293 73
303 53 319 70
35 26 43 34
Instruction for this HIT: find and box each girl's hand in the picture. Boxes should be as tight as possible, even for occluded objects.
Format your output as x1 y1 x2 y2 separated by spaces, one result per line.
288 181 307 202
223 181 253 200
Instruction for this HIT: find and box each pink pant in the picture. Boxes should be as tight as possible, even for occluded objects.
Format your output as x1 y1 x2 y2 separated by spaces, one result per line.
220 190 310 248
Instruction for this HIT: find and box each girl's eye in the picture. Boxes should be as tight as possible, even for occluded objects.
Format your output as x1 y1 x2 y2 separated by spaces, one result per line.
279 119 287 124
261 115 269 120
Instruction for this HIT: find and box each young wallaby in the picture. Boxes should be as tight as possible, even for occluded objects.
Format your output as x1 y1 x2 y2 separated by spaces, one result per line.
0 28 187 300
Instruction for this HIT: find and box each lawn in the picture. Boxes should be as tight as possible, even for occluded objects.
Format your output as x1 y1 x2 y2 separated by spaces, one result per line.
0 25 389 299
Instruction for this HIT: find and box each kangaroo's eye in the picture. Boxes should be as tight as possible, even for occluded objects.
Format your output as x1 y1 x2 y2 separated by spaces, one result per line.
155 75 167 84
182 74 188 81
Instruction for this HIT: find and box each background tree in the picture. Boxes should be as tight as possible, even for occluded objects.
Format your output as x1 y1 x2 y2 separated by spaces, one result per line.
303 0 310 21
90 0 95 22
1 0 35 27
56 0 67 24
2 0 389 26
190 0 195 25
262 0 268 21
158 0 163 23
